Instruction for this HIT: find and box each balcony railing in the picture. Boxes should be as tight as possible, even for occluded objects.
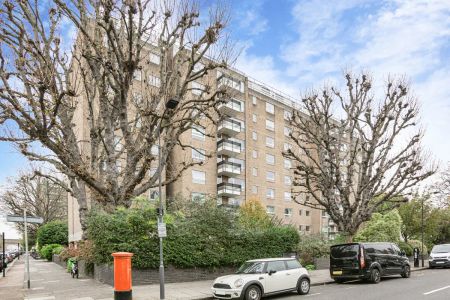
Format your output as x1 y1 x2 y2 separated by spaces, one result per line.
217 99 244 114
218 118 241 136
217 160 241 176
217 139 241 156
217 182 242 197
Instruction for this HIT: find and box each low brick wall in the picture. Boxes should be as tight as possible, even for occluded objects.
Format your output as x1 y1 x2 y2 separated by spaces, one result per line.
52 254 66 269
94 264 236 286
313 257 330 270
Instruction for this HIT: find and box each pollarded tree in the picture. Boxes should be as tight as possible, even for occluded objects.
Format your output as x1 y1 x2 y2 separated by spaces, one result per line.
0 0 235 235
284 73 435 240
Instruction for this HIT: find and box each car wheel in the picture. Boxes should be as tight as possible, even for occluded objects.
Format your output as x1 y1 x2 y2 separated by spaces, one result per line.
370 268 381 284
244 285 261 300
401 265 410 278
297 278 310 295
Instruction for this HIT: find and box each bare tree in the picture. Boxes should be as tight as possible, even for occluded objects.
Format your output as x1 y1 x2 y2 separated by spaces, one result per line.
0 0 235 235
432 163 450 208
0 171 67 245
284 73 436 240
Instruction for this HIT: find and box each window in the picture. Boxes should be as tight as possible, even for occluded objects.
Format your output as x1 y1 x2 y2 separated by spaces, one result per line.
192 148 206 161
284 143 292 151
266 188 275 199
252 167 258 177
322 211 328 217
284 208 292 217
299 225 303 230
252 185 258 194
286 260 301 270
266 206 275 215
284 191 291 202
252 150 258 159
284 127 292 137
266 171 275 182
265 136 274 148
193 62 204 72
252 131 257 141
266 119 275 131
192 125 205 140
148 75 161 87
284 176 292 186
252 114 257 123
306 210 310 217
133 70 142 81
133 92 143 105
191 192 206 202
149 190 159 201
151 145 159 156
266 154 275 165
252 96 257 105
266 102 274 114
284 110 292 121
192 82 205 95
299 209 303 216
284 159 292 169
267 261 286 272
192 170 206 184
305 225 310 232
149 53 160 65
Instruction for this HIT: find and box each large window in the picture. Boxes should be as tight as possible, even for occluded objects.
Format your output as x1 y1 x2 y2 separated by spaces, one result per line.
191 192 206 202
133 70 142 81
148 75 161 87
192 149 206 161
266 119 275 131
192 170 206 184
266 154 275 165
284 191 292 202
192 82 205 95
284 208 292 217
265 136 274 148
266 102 275 114
284 159 292 169
284 175 292 186
149 53 160 65
266 205 275 214
266 171 275 182
267 261 286 272
266 188 275 199
192 125 205 140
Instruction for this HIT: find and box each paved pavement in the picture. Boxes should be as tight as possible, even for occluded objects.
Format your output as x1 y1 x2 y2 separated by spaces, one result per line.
0 256 432 300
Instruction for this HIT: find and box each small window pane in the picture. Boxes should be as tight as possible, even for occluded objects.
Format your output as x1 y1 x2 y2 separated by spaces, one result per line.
266 136 274 148
192 170 206 184
266 102 274 114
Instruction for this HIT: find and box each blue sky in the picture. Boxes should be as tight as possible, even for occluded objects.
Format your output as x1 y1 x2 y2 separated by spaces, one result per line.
1 0 450 236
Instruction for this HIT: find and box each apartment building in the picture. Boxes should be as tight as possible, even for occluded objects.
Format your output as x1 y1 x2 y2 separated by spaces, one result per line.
68 49 337 242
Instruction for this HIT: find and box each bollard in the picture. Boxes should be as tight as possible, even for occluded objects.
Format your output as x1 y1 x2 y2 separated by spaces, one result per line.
112 252 133 300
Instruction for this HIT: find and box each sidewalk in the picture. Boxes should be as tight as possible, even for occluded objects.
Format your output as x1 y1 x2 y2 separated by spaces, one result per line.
21 258 431 300
0 259 25 300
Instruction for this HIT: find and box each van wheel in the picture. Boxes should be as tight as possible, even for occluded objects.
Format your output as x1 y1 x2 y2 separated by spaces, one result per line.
370 268 381 284
244 285 261 300
401 265 410 278
297 278 310 295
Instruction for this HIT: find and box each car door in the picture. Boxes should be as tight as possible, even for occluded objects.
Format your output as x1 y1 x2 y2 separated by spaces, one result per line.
385 244 400 274
265 260 291 293
285 259 303 289
391 244 404 273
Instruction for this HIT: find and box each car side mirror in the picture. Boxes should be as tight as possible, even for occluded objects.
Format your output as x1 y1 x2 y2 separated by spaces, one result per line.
400 251 406 256
268 270 277 275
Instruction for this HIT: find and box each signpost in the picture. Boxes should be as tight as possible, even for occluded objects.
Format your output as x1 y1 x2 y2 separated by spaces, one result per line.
6 210 43 288
157 223 167 238
2 232 5 278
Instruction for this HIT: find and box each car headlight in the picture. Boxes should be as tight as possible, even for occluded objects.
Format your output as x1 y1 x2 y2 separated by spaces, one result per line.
234 279 244 288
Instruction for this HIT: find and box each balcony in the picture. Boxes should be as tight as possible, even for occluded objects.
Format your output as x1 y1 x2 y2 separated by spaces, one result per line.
217 160 241 176
218 118 241 136
217 139 241 156
218 99 244 115
217 182 241 197
217 74 244 93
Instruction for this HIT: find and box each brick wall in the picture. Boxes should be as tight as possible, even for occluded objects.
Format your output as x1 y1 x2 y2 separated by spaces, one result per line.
94 263 236 286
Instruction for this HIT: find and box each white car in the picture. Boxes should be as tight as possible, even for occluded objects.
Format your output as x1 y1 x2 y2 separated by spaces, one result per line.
211 258 310 300
429 244 450 268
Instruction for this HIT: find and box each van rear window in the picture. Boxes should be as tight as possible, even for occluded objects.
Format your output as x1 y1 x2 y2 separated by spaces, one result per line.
331 244 359 258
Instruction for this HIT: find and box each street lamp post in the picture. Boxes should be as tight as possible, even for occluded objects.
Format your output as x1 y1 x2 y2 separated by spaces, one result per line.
157 98 179 300
421 197 424 267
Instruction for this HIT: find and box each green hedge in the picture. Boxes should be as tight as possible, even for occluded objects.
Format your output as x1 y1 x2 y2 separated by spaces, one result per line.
39 244 63 261
37 221 68 249
87 204 299 269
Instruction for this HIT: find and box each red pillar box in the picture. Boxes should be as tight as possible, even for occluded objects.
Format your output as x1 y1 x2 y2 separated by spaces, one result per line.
112 252 133 300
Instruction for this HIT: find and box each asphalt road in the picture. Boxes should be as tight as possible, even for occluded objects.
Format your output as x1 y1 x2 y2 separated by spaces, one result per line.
266 268 450 300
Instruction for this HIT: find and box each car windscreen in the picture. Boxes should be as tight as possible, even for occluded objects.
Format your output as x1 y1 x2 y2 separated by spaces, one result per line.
431 244 450 253
236 261 264 274
331 244 359 259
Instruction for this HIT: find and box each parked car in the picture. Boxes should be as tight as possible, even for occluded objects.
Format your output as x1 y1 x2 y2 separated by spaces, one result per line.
211 257 310 300
429 244 450 268
330 242 410 284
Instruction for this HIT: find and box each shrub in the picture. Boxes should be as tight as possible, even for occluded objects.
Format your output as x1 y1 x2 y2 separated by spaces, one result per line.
305 264 316 271
59 247 80 262
87 200 299 269
37 221 68 249
407 239 428 255
398 241 413 256
52 245 65 255
39 244 63 261
297 234 331 265
354 210 402 243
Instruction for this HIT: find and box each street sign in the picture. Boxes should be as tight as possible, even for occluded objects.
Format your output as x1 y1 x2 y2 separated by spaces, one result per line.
158 222 167 238
7 215 43 224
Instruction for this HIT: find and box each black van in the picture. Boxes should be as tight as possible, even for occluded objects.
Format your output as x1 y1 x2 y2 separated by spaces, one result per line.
330 242 410 284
